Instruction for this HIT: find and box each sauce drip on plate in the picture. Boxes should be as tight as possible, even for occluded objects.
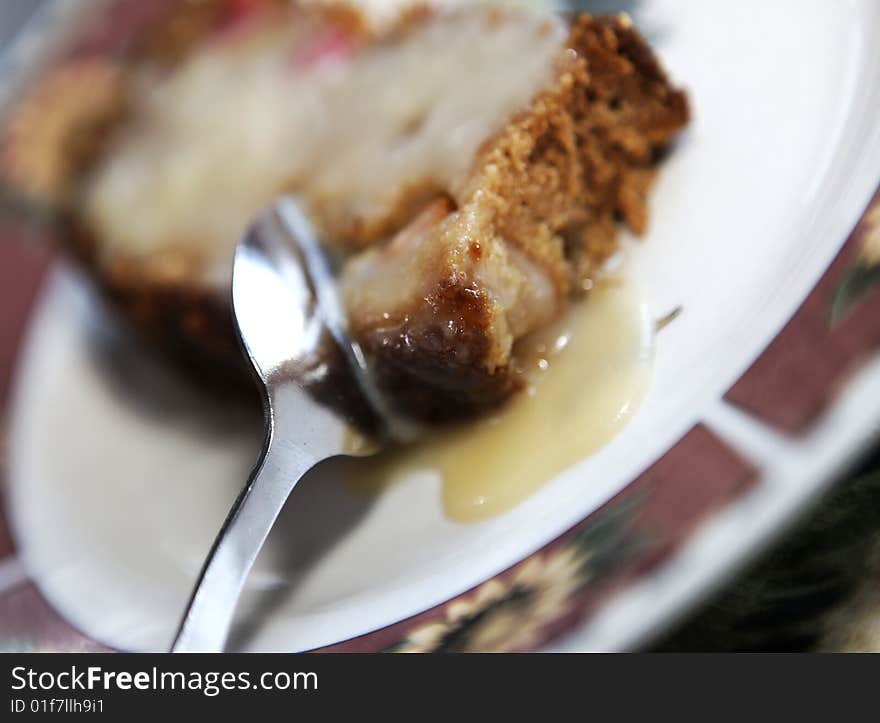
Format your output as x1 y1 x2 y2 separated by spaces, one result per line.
340 279 653 522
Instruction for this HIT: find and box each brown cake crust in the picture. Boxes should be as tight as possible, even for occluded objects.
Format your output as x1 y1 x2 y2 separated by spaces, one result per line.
1 3 689 417
469 13 690 292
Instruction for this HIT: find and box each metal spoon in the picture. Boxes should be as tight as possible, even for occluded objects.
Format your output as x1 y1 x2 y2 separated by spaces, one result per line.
170 197 385 653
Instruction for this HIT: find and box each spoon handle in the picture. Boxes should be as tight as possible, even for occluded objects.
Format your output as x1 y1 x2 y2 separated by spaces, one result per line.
170 428 320 653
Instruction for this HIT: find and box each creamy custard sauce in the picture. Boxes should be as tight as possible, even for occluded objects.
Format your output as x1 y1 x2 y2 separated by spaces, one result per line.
341 279 654 523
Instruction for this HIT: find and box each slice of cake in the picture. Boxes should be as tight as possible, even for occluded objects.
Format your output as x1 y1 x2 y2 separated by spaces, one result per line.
340 12 689 422
2 1 689 422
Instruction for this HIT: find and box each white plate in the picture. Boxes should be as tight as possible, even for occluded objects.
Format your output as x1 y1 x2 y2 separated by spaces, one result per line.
7 0 880 651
